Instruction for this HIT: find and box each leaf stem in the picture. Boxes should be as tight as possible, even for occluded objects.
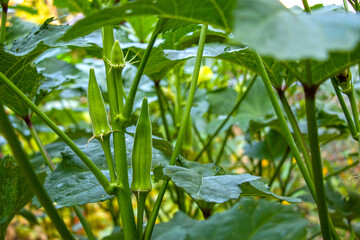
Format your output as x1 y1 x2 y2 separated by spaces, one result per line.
143 24 209 240
304 86 331 240
302 0 312 13
135 191 149 239
0 3 7 44
253 51 316 199
269 147 290 187
0 72 110 190
0 105 75 240
347 91 360 132
215 127 232 166
122 18 166 120
278 90 313 178
100 136 116 183
26 117 55 171
72 206 96 240
331 78 358 140
193 74 257 162
155 80 171 141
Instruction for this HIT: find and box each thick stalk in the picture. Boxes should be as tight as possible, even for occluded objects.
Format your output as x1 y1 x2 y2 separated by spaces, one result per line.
155 80 171 141
0 72 110 190
114 69 124 113
343 0 349 11
175 67 183 127
0 3 7 44
253 51 316 199
304 87 331 240
278 90 313 178
331 79 358 140
143 24 209 240
102 24 136 240
100 136 116 183
193 75 257 162
0 106 75 240
26 118 55 171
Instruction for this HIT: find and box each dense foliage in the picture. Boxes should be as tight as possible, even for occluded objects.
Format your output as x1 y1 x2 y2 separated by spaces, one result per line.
1 0 360 239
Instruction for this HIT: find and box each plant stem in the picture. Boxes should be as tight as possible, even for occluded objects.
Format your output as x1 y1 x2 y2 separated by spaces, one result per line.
0 3 7 44
193 75 257 162
100 136 116 183
26 117 55 171
331 79 358 140
143 24 208 240
302 0 312 13
0 72 110 190
102 24 137 240
155 80 171 141
193 123 213 162
278 90 313 178
253 51 316 199
304 86 331 240
215 127 232 166
347 91 360 132
0 105 75 240
343 0 350 11
135 191 149 240
114 69 125 113
122 19 166 120
72 206 96 240
269 147 290 187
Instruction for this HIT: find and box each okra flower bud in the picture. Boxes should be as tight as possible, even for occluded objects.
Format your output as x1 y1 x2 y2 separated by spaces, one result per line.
111 40 125 68
334 68 353 94
131 98 152 192
87 68 112 140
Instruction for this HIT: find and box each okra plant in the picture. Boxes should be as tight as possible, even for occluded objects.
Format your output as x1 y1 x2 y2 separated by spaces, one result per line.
1 0 360 239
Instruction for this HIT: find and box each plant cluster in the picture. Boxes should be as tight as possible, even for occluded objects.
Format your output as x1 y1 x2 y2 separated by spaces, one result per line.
1 0 360 239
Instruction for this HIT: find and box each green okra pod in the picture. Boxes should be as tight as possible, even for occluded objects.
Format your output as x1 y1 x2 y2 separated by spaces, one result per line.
131 97 152 192
87 68 112 140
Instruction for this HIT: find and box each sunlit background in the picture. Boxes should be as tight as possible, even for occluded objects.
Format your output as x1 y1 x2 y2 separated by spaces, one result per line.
280 0 344 8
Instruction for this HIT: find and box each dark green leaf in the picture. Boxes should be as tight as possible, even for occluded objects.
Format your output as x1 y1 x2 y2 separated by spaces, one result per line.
60 0 236 41
153 199 307 240
0 156 34 239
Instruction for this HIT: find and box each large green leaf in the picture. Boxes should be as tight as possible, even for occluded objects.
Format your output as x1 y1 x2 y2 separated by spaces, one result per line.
0 156 34 239
0 47 43 117
35 134 170 208
233 0 360 60
60 0 236 41
157 163 300 204
152 199 307 240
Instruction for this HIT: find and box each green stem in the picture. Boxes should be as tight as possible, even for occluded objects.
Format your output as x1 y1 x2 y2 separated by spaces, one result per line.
193 75 257 162
0 72 110 191
122 19 166 120
347 91 360 132
215 127 232 166
72 206 96 240
100 136 116 183
302 0 312 13
155 80 171 141
193 123 213 162
26 117 55 171
331 79 358 140
92 0 101 9
143 24 209 240
175 67 183 127
114 69 124 113
253 51 316 200
102 24 136 240
278 90 313 178
343 0 350 11
0 3 7 44
304 86 331 240
0 106 75 240
269 147 290 187
135 191 149 240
